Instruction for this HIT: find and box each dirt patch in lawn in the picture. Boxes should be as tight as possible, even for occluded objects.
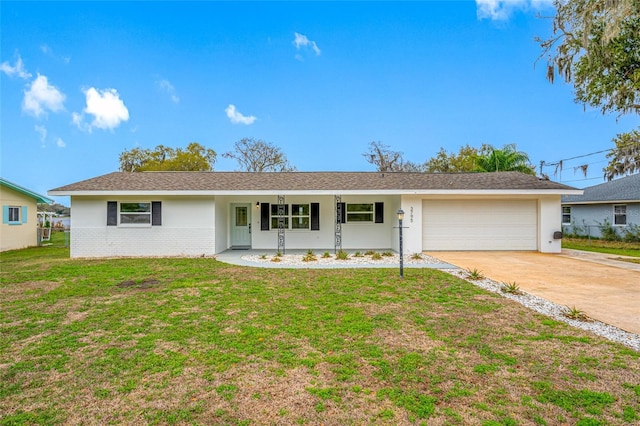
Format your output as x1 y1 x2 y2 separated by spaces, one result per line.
0 281 60 302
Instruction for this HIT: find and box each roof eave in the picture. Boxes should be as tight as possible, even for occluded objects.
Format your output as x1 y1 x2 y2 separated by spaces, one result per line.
2 179 54 204
562 199 640 205
49 189 584 197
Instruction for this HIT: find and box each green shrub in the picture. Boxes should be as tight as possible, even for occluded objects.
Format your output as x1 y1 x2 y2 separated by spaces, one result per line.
501 281 521 295
336 250 349 260
303 250 317 262
598 219 620 241
564 306 590 321
622 223 640 243
465 268 484 280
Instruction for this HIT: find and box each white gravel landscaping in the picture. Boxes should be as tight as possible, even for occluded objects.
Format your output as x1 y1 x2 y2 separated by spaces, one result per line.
239 251 640 351
241 251 445 267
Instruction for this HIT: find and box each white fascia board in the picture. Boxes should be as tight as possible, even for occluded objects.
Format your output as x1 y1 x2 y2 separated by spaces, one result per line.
49 189 584 197
562 199 639 205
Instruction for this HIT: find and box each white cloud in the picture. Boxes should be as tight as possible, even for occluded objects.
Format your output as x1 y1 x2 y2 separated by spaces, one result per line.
22 74 65 117
293 32 321 56
56 137 66 148
1 54 31 79
225 104 256 125
71 112 83 128
157 78 180 103
34 125 47 143
40 44 70 63
476 0 553 21
74 87 130 131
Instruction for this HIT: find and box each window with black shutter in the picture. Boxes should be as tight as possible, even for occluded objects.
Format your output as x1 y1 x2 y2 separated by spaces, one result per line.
311 203 320 230
107 201 117 226
260 203 270 231
151 201 162 226
375 202 384 223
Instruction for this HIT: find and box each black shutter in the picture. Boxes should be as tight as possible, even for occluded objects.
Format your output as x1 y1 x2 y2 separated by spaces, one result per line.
260 203 270 231
338 202 346 224
375 202 384 223
311 203 320 231
107 201 117 226
152 201 162 226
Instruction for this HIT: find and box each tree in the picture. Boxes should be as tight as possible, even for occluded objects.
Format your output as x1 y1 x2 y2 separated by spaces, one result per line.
603 130 640 180
119 142 216 172
538 0 640 116
223 138 296 172
362 141 422 172
475 144 536 175
423 145 484 173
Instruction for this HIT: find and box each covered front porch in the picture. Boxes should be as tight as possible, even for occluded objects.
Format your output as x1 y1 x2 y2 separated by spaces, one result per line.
215 194 404 254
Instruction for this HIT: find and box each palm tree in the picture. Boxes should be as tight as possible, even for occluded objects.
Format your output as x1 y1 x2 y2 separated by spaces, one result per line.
603 130 640 181
475 144 536 175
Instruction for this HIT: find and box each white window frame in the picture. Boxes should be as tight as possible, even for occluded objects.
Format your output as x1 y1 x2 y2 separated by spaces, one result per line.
561 206 571 225
8 206 21 224
270 204 289 230
119 202 152 226
346 203 374 223
291 204 310 230
613 204 627 226
269 204 312 230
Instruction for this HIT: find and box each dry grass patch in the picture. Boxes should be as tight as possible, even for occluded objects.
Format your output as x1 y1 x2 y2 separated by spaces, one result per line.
0 281 60 302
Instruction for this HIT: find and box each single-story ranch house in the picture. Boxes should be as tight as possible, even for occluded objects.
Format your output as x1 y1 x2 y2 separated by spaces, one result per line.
562 173 640 238
1 177 54 252
48 171 581 258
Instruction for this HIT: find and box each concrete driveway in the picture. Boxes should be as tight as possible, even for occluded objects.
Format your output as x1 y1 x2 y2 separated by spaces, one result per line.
426 250 640 335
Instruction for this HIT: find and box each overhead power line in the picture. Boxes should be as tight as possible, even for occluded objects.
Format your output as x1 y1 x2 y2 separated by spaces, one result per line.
539 139 639 176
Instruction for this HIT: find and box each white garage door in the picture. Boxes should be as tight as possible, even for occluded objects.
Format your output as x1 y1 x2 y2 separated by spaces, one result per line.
422 199 537 251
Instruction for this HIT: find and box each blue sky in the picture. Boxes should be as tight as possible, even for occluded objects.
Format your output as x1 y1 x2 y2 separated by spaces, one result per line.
2 1 638 205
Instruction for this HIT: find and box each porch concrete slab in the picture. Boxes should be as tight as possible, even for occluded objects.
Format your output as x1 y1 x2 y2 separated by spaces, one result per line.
426 251 640 335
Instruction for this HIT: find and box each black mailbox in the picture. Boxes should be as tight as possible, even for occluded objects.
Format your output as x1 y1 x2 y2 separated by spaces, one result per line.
553 231 563 239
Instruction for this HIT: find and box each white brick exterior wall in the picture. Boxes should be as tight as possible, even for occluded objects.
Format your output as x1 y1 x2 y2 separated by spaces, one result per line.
70 196 215 258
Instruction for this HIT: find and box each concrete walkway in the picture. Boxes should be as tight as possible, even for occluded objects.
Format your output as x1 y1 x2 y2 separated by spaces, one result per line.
426 250 640 335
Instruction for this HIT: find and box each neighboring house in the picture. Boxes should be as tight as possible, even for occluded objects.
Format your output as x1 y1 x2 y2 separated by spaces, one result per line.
1 178 54 252
48 171 580 258
561 173 640 238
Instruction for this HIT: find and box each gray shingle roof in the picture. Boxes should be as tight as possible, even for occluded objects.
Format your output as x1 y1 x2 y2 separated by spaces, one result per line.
50 171 577 194
562 174 640 203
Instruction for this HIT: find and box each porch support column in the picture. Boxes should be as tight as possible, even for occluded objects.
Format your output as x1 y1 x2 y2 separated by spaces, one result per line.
334 195 342 253
277 195 286 254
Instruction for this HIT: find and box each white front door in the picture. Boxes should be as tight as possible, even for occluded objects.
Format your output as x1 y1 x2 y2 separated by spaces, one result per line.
230 204 252 249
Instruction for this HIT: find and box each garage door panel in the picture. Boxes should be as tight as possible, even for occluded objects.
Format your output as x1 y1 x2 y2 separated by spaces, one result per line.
423 200 537 251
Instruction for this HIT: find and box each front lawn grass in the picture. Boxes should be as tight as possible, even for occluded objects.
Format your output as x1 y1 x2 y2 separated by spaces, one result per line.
1 244 639 425
562 237 640 258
